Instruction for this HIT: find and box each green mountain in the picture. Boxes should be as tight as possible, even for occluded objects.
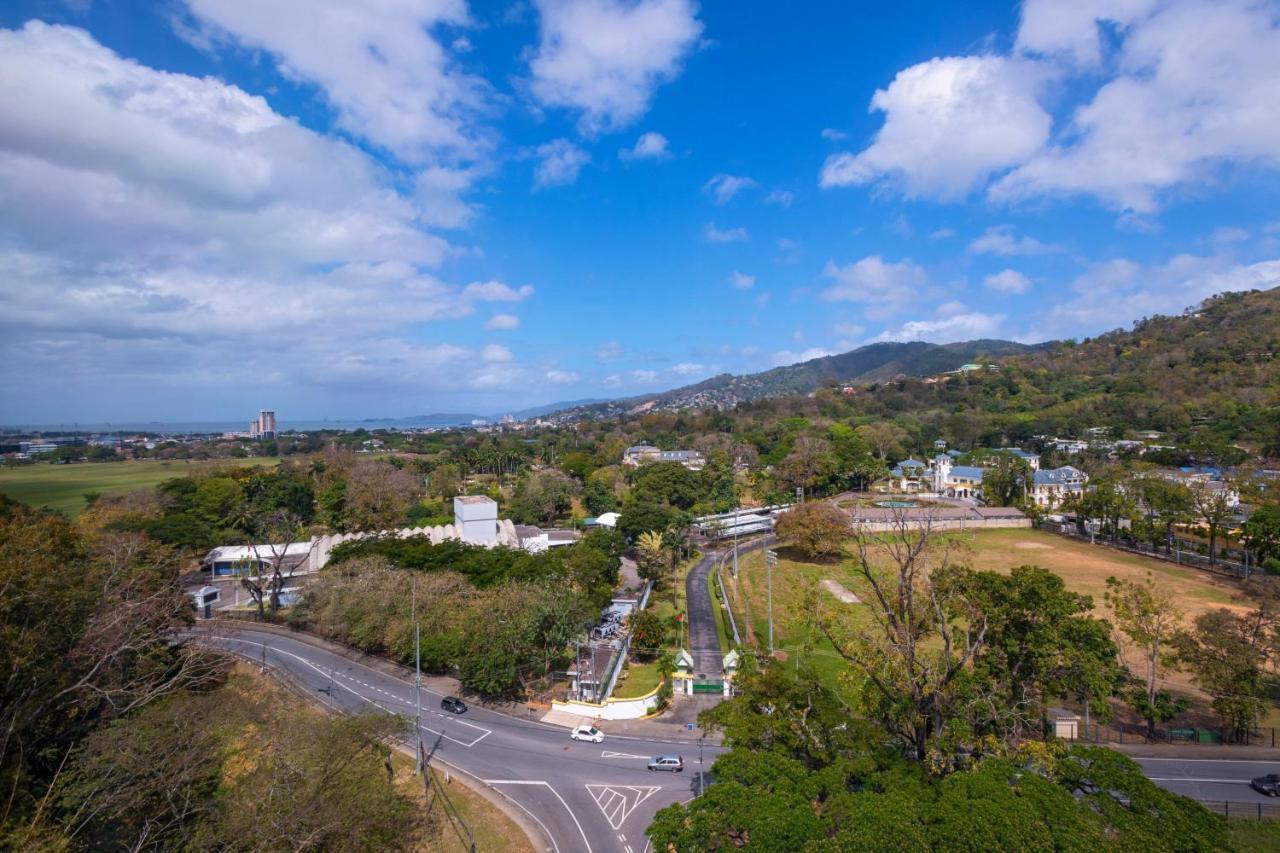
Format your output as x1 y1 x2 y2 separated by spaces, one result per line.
548 339 1042 420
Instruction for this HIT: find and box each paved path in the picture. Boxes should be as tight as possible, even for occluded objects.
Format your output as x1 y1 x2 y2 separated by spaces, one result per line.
1132 756 1279 806
198 625 725 853
683 552 723 680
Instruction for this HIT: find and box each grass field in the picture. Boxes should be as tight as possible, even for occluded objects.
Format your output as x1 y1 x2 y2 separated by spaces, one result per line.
0 458 280 517
727 526 1259 705
613 660 663 699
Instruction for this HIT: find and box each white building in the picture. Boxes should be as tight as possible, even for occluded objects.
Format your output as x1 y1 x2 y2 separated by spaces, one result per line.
621 443 706 471
889 452 1086 506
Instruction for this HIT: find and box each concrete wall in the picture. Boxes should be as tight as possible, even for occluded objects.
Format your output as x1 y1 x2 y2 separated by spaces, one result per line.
551 684 663 720
849 517 1032 533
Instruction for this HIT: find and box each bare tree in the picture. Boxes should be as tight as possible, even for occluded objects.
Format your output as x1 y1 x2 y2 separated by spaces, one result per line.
1189 479 1234 565
241 510 309 617
821 512 987 762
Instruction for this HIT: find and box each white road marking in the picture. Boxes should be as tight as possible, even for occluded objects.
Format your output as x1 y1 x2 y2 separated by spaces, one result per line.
602 750 651 759
217 637 491 747
1147 777 1253 784
585 784 662 831
1138 758 1280 764
485 780 593 853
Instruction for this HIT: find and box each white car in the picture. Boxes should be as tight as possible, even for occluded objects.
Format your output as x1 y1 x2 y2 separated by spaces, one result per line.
570 725 605 743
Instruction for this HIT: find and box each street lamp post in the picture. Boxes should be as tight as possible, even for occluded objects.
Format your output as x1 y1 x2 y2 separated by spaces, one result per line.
765 549 778 655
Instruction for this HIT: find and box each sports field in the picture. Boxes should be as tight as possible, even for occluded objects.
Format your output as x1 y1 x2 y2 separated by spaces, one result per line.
728 526 1254 699
0 458 280 517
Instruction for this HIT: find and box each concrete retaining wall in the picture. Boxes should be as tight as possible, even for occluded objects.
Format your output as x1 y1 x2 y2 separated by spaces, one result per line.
552 684 663 720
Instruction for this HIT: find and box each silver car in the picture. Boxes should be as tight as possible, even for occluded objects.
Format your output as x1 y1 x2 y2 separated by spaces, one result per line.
647 754 684 772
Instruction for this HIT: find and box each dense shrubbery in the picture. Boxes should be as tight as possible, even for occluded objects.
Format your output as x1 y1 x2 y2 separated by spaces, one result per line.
300 529 624 695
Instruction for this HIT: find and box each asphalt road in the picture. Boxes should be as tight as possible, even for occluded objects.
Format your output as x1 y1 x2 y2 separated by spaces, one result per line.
1134 757 1280 806
683 552 723 680
201 626 725 853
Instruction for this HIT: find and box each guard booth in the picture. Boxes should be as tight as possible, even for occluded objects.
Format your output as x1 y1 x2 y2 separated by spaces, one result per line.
187 585 220 620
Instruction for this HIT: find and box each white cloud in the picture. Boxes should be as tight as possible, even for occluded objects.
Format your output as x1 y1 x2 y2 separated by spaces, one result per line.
482 344 514 363
771 347 835 367
984 269 1032 294
1211 226 1249 244
631 369 659 383
462 281 535 301
930 228 957 240
764 189 795 207
533 138 590 188
545 369 581 383
994 0 1280 212
821 55 1053 199
729 271 755 289
703 222 748 243
597 341 622 360
820 255 927 315
602 373 623 388
0 23 531 406
181 0 486 164
1015 0 1158 67
619 130 671 161
968 225 1063 256
528 0 703 134
1026 253 1280 340
671 362 706 376
485 313 521 330
703 173 757 204
873 310 1005 343
820 128 847 141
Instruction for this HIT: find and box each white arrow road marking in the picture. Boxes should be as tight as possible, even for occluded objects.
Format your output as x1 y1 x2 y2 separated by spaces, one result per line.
601 750 651 759
585 785 662 831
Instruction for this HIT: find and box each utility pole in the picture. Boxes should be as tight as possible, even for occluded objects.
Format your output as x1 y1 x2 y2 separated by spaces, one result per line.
765 549 777 655
413 577 423 774
732 513 739 579
698 735 705 796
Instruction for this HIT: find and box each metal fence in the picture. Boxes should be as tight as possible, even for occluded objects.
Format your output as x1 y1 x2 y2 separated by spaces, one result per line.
1074 722 1280 748
1202 801 1280 821
1034 521 1254 579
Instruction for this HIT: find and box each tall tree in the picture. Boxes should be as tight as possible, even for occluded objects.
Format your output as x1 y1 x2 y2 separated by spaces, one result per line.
1173 607 1277 741
774 502 849 559
1104 575 1187 737
1188 479 1235 565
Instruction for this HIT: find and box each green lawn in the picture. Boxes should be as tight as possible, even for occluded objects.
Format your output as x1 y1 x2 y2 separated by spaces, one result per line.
612 660 663 699
0 458 279 517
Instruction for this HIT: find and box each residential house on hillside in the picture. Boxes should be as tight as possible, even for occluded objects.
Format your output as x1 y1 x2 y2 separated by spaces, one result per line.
622 443 706 471
889 450 1086 507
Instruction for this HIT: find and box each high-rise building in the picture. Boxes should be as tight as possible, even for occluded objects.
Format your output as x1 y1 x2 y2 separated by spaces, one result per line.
249 410 277 439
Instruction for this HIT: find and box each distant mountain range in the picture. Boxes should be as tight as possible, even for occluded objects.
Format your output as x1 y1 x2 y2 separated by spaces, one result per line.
542 339 1046 421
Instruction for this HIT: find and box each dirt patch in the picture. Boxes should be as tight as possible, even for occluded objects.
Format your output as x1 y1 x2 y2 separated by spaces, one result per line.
1014 541 1053 550
821 579 861 604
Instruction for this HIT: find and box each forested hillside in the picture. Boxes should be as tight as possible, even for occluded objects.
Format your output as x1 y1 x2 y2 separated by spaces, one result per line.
796 288 1280 456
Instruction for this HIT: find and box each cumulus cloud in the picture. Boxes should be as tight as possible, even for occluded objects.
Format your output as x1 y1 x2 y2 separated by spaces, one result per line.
873 308 1005 343
771 347 836 367
764 189 795 206
631 369 659 383
1026 253 1280 341
984 269 1032 294
482 344 514 362
703 222 748 243
820 256 927 315
619 130 671 160
597 341 622 360
180 0 487 164
671 362 706 376
825 2 1280 212
820 128 847 141
528 0 703 134
485 313 521 330
821 55 1053 199
729 271 755 289
533 138 590 188
704 173 757 204
545 369 581 383
0 22 529 410
968 225 1063 256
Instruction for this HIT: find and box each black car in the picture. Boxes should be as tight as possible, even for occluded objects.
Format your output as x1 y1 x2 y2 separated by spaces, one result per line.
441 696 467 714
1250 774 1280 796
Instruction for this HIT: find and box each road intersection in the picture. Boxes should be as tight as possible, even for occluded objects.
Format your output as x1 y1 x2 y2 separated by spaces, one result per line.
198 622 1280 851
201 626 721 853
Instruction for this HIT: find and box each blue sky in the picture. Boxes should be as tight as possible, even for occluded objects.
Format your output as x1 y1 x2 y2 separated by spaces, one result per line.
2 0 1279 422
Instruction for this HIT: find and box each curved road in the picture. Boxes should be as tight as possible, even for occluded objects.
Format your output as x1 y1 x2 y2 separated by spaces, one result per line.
199 625 724 853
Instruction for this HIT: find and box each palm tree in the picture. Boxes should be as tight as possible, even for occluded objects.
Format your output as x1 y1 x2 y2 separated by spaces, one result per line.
636 531 667 586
